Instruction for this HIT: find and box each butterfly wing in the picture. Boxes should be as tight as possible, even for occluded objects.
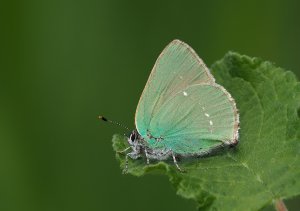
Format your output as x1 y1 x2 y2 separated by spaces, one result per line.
135 40 215 138
147 83 239 155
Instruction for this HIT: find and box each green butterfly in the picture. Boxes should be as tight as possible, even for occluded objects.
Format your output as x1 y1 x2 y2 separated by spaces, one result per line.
102 40 239 173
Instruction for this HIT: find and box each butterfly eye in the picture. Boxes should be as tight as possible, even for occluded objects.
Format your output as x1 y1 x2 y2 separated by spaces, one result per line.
130 133 136 142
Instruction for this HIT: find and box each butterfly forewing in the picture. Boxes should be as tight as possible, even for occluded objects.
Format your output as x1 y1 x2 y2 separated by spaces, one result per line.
135 40 215 138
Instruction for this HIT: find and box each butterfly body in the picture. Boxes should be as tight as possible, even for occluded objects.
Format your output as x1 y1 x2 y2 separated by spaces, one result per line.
124 130 184 172
126 130 172 161
121 39 239 173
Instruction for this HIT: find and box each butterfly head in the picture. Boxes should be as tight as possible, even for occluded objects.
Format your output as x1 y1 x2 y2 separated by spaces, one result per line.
128 130 142 146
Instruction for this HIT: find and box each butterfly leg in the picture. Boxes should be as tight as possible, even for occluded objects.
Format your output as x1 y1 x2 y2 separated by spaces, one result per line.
117 147 131 154
144 149 150 165
171 151 185 173
123 154 130 174
123 152 140 174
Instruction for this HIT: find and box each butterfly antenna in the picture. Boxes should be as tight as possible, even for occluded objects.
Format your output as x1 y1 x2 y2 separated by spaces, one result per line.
98 115 131 132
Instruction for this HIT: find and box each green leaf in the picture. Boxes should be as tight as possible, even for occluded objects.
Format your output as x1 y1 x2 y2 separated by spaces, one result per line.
112 52 300 210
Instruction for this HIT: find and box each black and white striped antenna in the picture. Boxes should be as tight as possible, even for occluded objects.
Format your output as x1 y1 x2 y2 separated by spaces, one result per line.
98 115 131 132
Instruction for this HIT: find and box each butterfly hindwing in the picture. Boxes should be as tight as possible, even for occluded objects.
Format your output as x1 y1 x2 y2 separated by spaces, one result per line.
147 84 239 155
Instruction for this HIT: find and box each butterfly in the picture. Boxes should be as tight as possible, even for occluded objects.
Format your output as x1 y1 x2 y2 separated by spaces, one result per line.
100 39 239 173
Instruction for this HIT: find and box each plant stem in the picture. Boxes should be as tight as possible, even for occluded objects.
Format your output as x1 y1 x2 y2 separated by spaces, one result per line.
274 199 287 211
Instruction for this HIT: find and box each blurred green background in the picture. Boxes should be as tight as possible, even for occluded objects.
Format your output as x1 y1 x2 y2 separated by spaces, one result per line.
1 0 300 210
